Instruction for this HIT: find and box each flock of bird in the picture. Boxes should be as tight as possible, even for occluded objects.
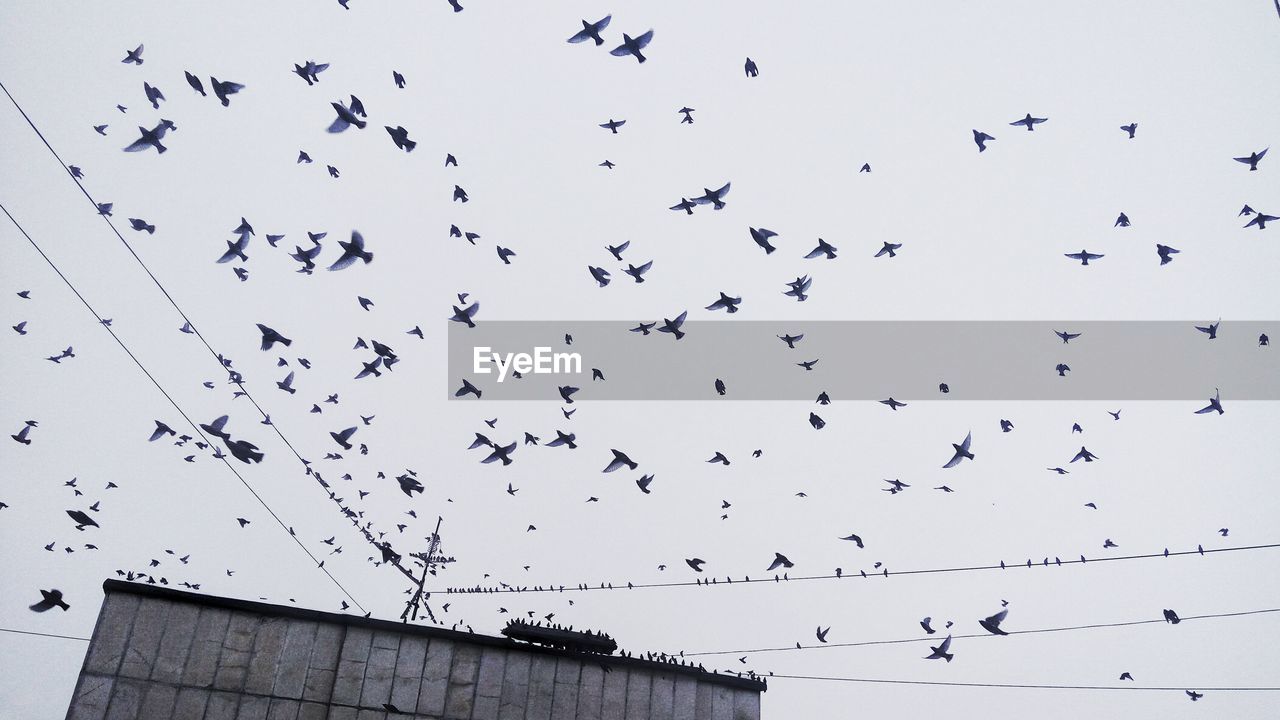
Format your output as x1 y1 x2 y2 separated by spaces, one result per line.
5 6 1276 709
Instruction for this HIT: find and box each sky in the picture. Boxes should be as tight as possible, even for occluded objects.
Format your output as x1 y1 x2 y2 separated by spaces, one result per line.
2 1 1280 718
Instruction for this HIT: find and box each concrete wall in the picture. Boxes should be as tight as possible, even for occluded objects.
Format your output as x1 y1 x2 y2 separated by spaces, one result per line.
65 582 763 720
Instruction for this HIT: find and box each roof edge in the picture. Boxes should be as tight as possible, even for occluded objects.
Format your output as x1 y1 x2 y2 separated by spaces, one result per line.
100 579 766 692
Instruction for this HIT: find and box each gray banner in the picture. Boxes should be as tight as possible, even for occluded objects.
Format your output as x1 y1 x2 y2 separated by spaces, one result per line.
447 321 1277 401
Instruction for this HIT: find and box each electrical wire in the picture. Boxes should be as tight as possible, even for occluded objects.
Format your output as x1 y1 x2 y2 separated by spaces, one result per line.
2 202 367 614
766 674 1280 692
0 627 91 642
0 79 426 596
437 542 1280 595
683 607 1280 657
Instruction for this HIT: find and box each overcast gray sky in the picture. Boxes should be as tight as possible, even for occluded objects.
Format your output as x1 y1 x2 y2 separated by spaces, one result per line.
2 1 1280 718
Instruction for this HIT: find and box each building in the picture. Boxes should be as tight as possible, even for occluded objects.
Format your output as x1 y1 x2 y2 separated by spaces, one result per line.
64 580 765 720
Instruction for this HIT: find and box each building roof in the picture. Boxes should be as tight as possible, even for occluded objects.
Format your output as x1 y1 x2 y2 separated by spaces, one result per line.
100 579 766 693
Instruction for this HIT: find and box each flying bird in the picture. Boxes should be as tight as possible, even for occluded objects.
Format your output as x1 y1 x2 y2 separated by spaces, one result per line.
692 182 732 210
623 261 652 283
455 378 481 398
607 241 630 261
1070 446 1098 463
29 589 70 612
1194 388 1224 415
256 324 292 351
874 242 902 258
1233 148 1267 171
805 239 838 260
750 227 778 254
942 432 974 468
292 60 330 85
330 427 357 450
122 120 176 153
978 609 1009 635
784 275 812 302
450 303 480 328
385 126 416 152
669 198 697 215
603 449 638 473
329 231 373 270
1010 113 1047 130
778 334 804 348
973 130 995 151
1243 212 1277 230
924 635 953 662
121 45 144 65
766 553 794 571
67 509 98 530
567 15 611 45
128 218 155 233
838 533 864 548
482 442 517 466
184 72 205 96
1195 320 1220 339
328 99 367 133
143 82 164 109
1156 244 1180 265
589 266 612 287
610 30 654 63
1121 123 1137 138
1064 250 1104 265
210 77 245 107
659 311 687 340
705 292 742 313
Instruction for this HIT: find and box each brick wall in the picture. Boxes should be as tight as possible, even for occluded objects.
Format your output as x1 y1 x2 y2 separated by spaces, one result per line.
64 582 763 720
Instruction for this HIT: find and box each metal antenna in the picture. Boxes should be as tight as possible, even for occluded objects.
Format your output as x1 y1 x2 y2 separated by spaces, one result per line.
402 516 454 623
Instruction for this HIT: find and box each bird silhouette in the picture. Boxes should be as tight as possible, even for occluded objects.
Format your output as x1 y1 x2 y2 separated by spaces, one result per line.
568 16 612 45
942 432 974 468
610 30 654 63
30 589 70 612
1010 113 1047 130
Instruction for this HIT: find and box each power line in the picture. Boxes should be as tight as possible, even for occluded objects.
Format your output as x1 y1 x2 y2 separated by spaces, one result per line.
0 79 428 598
767 674 1280 692
683 607 1280 657
438 542 1280 595
0 627 91 642
1 202 367 614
